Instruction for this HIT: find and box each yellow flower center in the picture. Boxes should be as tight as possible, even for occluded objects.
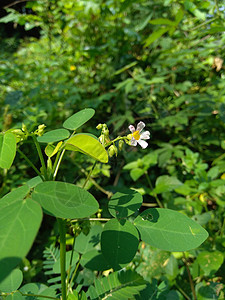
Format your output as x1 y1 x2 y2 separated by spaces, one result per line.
133 130 140 140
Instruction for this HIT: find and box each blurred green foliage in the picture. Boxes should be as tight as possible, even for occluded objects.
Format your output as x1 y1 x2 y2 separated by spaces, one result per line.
0 0 225 298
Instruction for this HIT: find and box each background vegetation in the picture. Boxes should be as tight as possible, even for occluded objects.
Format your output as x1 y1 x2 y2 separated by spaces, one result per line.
0 0 225 299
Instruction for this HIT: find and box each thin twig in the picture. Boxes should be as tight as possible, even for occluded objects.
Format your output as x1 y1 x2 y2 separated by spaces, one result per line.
4 0 36 9
183 254 197 300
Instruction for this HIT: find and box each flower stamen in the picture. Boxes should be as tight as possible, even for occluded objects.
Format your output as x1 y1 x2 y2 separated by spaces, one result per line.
133 130 141 141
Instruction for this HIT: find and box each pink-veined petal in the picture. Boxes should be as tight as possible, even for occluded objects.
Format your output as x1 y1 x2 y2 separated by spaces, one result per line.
129 125 135 133
130 137 138 146
140 131 150 140
137 139 148 149
137 121 145 133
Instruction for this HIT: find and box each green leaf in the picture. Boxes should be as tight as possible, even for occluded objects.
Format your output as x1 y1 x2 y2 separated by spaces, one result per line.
149 18 175 26
114 61 138 75
75 225 102 254
130 168 145 181
19 283 56 300
0 186 42 281
87 270 147 300
101 219 139 270
37 129 70 143
26 176 43 188
108 188 143 218
5 292 23 300
32 181 99 219
65 134 108 163
134 208 208 251
0 269 23 293
0 133 17 169
144 27 169 47
197 251 224 276
45 141 63 157
80 249 111 271
63 108 95 130
153 175 183 194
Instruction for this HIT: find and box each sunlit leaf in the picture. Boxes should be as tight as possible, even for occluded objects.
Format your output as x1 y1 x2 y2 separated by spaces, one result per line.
32 181 99 219
0 133 16 169
0 269 23 293
65 133 108 163
63 108 95 130
108 188 142 218
134 208 208 251
37 129 70 143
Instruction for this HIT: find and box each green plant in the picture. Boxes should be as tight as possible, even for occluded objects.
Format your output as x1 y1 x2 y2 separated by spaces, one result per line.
0 108 208 299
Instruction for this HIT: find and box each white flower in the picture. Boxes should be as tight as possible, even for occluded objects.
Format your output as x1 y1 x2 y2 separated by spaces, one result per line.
128 121 150 149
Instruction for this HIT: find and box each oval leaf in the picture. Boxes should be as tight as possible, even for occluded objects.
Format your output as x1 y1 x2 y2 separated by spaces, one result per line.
0 269 23 293
65 134 108 163
63 108 95 130
0 188 43 281
80 249 111 271
152 175 183 194
108 188 143 218
101 219 139 270
32 181 99 219
0 133 16 169
75 225 102 254
134 208 208 252
37 129 70 143
19 283 56 300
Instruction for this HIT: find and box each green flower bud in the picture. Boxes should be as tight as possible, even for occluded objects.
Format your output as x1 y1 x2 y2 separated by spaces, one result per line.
96 123 103 130
11 129 25 142
22 123 28 133
108 145 118 157
35 124 46 136
118 140 124 150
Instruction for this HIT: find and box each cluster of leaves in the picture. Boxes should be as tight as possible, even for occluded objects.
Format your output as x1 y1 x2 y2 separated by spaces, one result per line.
0 0 225 299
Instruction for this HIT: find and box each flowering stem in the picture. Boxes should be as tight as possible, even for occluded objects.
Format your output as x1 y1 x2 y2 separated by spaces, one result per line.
105 136 128 148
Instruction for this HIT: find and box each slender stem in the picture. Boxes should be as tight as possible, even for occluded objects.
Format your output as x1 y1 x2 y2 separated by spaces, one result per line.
220 218 225 238
175 284 191 300
188 17 217 31
105 136 128 148
17 291 58 300
32 134 48 180
66 229 76 292
183 254 197 300
17 148 44 180
142 202 157 207
53 149 66 180
69 260 80 290
71 217 111 222
82 161 97 189
145 172 163 208
78 164 112 197
57 218 67 300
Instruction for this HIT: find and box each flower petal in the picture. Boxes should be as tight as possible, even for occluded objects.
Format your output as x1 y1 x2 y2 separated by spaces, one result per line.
137 139 148 149
129 125 135 133
130 137 138 146
140 131 150 140
137 121 145 133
